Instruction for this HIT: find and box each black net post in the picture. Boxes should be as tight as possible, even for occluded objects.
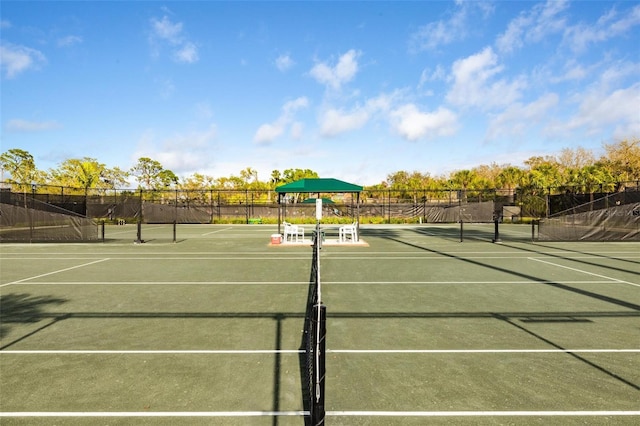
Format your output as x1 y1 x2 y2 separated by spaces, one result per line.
135 219 143 244
173 220 177 243
101 220 105 242
492 215 501 243
311 303 326 426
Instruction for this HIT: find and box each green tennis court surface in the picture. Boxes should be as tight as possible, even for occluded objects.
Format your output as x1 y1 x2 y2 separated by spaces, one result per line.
1 224 639 425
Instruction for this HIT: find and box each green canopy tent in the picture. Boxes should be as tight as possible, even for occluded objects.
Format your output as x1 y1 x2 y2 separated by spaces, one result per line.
275 178 363 238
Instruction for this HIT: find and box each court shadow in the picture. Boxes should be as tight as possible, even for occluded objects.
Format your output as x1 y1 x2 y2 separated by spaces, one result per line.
0 293 68 346
524 240 640 273
355 226 640 391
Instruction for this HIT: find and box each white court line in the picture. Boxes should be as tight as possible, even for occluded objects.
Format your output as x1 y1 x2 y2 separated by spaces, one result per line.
1 281 308 285
2 349 637 355
0 258 110 288
328 411 640 417
329 349 640 354
0 253 296 258
201 227 233 236
81 256 310 260
0 411 307 417
1 350 303 354
529 257 640 287
4 280 617 286
1 410 638 418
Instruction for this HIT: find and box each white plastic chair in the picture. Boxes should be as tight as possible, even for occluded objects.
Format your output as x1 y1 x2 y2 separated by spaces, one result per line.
283 221 305 242
339 221 358 243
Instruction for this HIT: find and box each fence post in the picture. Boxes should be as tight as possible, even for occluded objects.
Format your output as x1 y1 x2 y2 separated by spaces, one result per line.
135 189 143 244
245 189 249 224
209 189 214 224
387 190 391 224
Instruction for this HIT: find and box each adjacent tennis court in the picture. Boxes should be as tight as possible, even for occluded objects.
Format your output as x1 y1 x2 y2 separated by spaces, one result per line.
1 224 639 425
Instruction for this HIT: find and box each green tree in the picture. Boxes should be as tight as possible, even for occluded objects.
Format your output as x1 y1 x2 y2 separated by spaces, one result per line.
600 139 640 184
49 157 106 194
130 157 177 189
0 148 37 188
239 167 258 186
100 167 130 190
270 170 282 188
158 169 179 188
577 164 614 194
281 168 319 183
450 169 479 200
496 166 525 202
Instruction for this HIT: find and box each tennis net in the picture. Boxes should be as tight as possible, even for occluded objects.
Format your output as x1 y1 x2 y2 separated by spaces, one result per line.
301 225 326 425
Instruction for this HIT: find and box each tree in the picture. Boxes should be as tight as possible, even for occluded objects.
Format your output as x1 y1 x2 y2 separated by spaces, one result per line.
49 157 106 193
281 168 319 183
100 167 130 190
474 163 503 186
158 169 179 188
601 138 640 184
496 166 524 189
577 164 614 194
557 147 595 174
0 148 37 187
270 170 282 187
130 157 177 189
239 167 258 186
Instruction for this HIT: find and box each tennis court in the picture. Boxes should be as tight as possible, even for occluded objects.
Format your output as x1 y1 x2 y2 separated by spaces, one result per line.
1 223 639 425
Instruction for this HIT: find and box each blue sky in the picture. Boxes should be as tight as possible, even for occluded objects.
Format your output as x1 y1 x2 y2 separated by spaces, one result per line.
1 1 639 185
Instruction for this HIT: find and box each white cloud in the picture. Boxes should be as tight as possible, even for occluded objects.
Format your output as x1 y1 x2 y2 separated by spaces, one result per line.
553 61 589 82
446 47 526 110
57 35 83 47
174 42 198 63
254 122 285 144
309 49 360 90
486 93 559 140
1 20 11 29
149 15 199 64
390 104 458 141
134 124 218 174
409 1 493 52
0 43 46 79
496 0 569 53
5 119 62 132
289 122 304 140
275 54 294 71
253 97 309 145
151 16 183 43
409 5 469 51
317 93 396 138
419 65 446 89
319 108 369 137
282 97 309 115
564 4 640 52
565 83 640 139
